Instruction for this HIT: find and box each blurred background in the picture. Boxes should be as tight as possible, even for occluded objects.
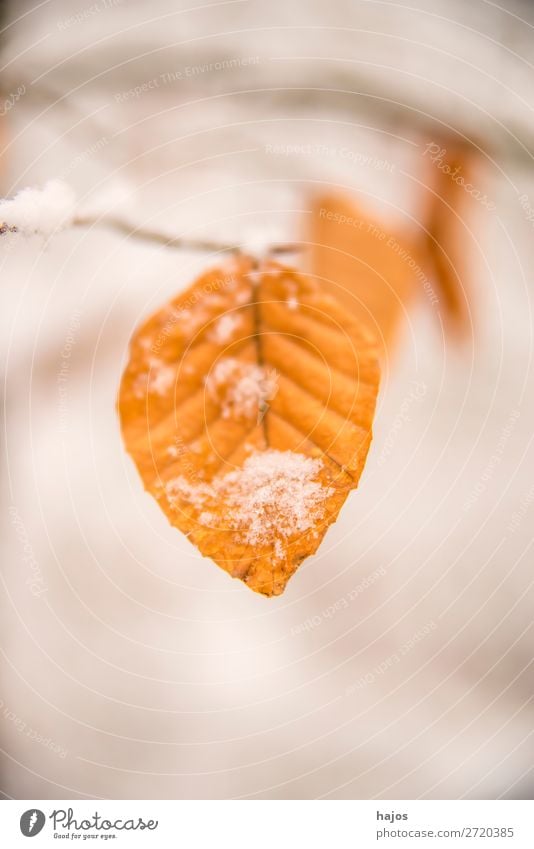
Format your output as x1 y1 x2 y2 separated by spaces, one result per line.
0 0 533 799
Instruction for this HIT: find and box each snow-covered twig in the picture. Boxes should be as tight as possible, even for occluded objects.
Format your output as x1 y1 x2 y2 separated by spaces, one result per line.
0 181 302 257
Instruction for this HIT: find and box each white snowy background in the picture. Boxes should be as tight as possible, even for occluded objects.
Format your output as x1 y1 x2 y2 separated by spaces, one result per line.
0 0 533 799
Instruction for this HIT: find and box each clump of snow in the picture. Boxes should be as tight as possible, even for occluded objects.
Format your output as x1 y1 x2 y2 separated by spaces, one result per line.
206 357 278 420
221 450 333 554
166 449 333 558
209 313 241 343
133 357 175 397
0 180 76 237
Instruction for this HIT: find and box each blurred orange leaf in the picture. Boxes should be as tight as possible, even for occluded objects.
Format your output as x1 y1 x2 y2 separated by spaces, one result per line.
305 192 420 357
420 138 480 336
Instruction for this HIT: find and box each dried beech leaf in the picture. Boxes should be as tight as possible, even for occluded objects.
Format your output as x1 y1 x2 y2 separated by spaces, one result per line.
305 192 420 356
118 257 380 596
420 138 478 335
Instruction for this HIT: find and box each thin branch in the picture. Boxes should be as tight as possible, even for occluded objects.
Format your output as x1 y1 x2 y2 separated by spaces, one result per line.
72 214 241 253
0 213 303 256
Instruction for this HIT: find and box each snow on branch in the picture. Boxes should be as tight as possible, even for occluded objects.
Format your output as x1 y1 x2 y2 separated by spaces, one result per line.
0 180 302 256
0 180 76 237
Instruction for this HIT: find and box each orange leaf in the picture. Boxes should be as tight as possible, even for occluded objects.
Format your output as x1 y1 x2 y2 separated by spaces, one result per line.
118 257 380 596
